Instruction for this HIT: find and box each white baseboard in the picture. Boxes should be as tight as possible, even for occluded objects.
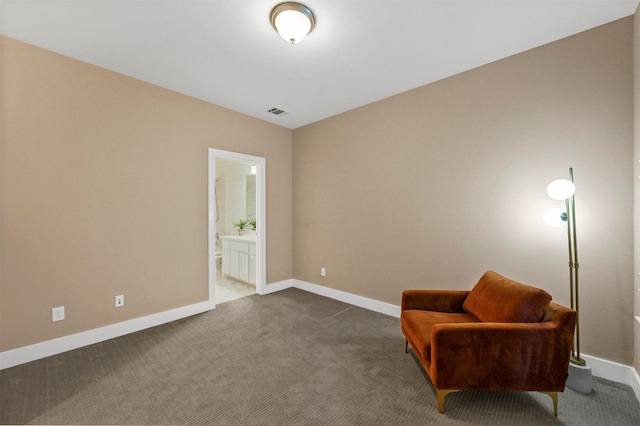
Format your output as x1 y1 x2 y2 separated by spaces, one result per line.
581 354 632 385
631 365 640 402
293 279 401 318
261 278 294 295
581 353 640 402
0 300 213 370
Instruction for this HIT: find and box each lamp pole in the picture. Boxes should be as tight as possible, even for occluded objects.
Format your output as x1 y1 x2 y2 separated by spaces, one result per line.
545 168 591 392
565 168 585 366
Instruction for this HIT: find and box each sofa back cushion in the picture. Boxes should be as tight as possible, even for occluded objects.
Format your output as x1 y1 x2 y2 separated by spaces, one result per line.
462 271 552 323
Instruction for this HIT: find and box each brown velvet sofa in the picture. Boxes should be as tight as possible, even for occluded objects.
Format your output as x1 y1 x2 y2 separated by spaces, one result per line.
401 271 576 415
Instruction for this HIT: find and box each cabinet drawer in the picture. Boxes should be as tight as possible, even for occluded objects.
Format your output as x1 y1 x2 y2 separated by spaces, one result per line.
222 239 231 249
230 241 249 253
250 244 256 255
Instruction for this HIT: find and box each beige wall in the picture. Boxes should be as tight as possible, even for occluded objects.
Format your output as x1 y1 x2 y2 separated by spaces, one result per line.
0 37 293 351
634 5 640 374
293 18 635 364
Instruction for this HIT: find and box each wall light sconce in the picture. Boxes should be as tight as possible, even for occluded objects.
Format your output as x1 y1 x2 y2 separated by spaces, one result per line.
270 2 315 44
544 167 592 393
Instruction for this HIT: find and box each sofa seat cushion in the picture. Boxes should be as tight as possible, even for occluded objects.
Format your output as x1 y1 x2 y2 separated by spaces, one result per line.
401 310 479 363
462 271 552 323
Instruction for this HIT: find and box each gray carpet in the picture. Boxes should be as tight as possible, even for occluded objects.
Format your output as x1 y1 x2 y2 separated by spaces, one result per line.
1 288 639 425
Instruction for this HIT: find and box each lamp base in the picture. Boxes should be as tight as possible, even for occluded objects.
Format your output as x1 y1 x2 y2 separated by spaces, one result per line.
566 361 593 393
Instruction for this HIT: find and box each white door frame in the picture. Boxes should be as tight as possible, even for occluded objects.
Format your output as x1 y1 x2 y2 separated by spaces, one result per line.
208 148 266 307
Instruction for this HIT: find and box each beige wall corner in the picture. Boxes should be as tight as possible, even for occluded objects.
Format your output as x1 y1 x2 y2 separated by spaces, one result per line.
634 4 640 375
0 37 293 352
293 18 635 365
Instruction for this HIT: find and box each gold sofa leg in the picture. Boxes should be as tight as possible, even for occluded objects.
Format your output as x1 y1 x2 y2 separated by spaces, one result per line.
437 389 458 413
538 391 558 416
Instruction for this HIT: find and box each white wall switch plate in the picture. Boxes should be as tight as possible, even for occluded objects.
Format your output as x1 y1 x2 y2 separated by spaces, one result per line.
321 267 326 277
115 295 124 307
52 306 65 322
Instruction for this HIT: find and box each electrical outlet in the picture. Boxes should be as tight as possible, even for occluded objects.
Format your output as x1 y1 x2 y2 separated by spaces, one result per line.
321 267 326 277
52 306 65 322
115 295 124 307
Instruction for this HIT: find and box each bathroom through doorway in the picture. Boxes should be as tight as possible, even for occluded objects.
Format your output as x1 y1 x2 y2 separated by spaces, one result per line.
208 149 266 307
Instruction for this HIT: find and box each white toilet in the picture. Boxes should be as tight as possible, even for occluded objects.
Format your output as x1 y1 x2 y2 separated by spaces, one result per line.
215 250 223 270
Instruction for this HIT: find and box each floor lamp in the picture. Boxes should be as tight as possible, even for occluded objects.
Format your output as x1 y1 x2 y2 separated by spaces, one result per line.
544 167 593 393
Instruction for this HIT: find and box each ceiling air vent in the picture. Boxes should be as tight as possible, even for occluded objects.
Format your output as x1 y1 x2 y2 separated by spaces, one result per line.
267 107 288 116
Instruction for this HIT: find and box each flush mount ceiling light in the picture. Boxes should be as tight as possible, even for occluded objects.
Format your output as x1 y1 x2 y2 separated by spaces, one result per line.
270 2 315 44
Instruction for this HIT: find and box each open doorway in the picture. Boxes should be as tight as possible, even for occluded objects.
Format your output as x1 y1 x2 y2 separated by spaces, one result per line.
208 149 266 307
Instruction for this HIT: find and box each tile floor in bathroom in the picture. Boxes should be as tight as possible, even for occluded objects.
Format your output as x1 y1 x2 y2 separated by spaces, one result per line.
215 268 256 304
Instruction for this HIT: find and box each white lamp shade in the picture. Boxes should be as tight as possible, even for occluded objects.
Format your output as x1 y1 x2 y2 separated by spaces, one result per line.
543 208 568 227
274 9 312 44
547 179 575 200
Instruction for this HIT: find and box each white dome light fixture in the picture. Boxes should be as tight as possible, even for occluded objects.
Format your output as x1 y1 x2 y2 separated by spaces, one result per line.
270 2 315 44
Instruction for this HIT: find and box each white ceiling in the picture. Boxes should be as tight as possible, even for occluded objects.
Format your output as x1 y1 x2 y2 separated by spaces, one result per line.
1 1 638 129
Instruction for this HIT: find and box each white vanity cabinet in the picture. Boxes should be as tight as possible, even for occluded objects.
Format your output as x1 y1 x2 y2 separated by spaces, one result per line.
221 236 256 284
249 243 256 284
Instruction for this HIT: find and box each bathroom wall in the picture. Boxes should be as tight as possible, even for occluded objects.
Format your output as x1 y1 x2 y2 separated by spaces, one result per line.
215 159 252 236
214 177 228 240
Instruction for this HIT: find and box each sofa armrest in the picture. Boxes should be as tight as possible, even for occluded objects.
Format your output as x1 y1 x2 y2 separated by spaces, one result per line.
401 290 469 313
430 321 574 391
